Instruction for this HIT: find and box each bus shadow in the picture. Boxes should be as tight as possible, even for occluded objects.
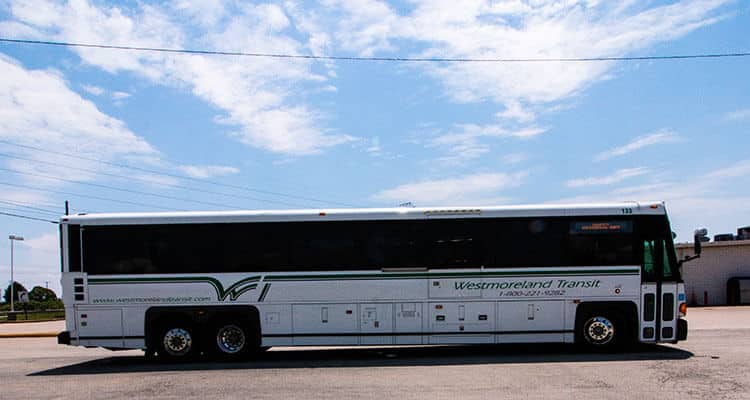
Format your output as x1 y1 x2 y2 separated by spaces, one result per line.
30 343 692 376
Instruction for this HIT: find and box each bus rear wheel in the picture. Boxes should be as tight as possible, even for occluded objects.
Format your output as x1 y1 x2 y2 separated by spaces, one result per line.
210 320 255 360
158 323 197 361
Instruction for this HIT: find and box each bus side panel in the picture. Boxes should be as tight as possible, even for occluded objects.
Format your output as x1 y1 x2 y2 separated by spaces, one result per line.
496 300 566 344
263 279 428 302
122 305 149 348
75 307 124 348
291 303 359 345
60 272 85 344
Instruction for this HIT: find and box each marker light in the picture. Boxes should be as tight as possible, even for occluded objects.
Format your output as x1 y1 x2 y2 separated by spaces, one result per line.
679 303 687 316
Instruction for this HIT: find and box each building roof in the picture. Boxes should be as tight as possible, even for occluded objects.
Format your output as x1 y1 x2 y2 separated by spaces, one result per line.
676 239 750 249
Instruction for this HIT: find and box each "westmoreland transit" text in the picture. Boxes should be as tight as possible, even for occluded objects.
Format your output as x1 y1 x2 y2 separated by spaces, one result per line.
454 279 601 291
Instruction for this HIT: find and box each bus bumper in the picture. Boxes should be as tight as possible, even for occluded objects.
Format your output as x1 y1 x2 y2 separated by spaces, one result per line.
57 331 71 345
677 318 688 341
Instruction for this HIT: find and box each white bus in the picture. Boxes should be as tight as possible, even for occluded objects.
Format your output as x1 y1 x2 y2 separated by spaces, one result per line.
57 202 692 360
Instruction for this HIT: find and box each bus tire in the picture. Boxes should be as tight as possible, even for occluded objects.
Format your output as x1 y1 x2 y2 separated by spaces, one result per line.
157 320 198 361
579 311 626 352
210 319 256 360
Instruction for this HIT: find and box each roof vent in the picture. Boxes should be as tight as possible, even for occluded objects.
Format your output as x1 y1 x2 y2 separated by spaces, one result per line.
714 234 735 242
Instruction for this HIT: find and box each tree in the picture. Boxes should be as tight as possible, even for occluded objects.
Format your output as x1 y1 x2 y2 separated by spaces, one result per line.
2 281 28 304
29 286 58 302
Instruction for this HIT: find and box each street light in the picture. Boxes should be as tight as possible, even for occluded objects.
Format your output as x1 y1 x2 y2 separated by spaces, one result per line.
9 235 24 313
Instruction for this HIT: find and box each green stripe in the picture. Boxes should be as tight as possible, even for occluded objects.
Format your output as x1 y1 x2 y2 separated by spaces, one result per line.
86 268 639 299
258 283 271 302
264 268 639 281
88 276 261 301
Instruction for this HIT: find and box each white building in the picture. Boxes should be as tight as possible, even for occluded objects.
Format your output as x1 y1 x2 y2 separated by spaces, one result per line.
676 239 750 306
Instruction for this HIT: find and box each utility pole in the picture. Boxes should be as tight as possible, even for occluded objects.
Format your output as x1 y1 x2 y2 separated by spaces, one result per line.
8 234 24 313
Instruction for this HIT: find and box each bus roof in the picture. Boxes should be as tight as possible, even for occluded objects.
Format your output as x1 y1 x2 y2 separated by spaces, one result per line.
61 201 668 226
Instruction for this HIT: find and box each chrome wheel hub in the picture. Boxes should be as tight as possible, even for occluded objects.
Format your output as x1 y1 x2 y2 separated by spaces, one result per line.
586 317 614 344
163 328 192 356
216 325 246 354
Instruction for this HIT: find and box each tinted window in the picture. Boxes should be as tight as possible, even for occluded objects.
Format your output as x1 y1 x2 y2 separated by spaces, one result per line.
568 220 635 266
663 293 675 321
643 240 657 281
661 240 674 279
637 215 680 281
82 216 639 275
68 225 81 272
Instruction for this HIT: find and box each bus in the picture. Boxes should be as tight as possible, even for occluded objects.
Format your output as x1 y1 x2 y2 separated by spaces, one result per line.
57 201 691 360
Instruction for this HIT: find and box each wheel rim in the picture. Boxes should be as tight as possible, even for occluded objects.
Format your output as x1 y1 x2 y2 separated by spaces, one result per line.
216 325 246 354
585 316 615 345
163 328 193 356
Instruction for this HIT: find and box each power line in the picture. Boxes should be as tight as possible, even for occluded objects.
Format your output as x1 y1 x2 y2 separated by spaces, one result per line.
0 206 59 219
0 139 357 208
0 151 306 208
1 37 749 63
0 197 90 214
0 210 58 224
0 181 185 211
0 166 244 210
0 199 61 216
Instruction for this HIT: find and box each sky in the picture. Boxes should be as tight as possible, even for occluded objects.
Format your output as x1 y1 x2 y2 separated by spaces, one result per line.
0 0 748 295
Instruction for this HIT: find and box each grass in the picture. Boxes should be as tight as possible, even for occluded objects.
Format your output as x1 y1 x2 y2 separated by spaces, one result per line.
0 310 65 322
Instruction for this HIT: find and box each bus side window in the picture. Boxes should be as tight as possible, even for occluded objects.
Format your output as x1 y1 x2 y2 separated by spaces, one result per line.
661 239 674 279
643 240 657 281
643 238 675 280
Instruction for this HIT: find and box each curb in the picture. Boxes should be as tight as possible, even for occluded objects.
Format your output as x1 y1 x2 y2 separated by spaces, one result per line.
0 332 59 338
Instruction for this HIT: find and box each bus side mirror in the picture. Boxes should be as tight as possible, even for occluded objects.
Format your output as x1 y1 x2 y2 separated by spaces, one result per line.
681 228 707 267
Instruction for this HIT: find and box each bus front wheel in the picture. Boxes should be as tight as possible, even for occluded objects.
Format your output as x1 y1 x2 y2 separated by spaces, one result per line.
580 312 625 351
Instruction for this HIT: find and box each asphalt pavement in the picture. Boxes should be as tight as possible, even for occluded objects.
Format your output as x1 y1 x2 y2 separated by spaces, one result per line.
1 307 748 400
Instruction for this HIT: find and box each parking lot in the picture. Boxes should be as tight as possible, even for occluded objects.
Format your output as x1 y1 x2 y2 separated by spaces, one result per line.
1 307 748 400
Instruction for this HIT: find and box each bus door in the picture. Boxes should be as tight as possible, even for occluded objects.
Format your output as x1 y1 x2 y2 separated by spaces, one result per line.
640 238 678 342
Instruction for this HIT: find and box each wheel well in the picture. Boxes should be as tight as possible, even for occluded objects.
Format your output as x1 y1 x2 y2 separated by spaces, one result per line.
574 301 637 344
145 305 260 351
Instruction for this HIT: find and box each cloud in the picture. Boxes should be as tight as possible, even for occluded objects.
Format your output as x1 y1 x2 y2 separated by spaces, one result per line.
402 0 728 105
566 167 650 188
365 137 382 156
305 0 729 141
553 159 750 242
81 84 131 103
503 152 528 165
81 84 104 96
595 129 681 161
0 54 158 192
111 91 131 100
428 123 546 165
317 0 400 57
4 1 727 161
176 165 240 179
372 171 527 205
705 159 750 180
5 0 354 155
495 101 536 123
723 108 750 122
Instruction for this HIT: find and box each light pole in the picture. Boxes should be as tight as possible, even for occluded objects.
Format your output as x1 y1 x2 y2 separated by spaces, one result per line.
9 235 24 313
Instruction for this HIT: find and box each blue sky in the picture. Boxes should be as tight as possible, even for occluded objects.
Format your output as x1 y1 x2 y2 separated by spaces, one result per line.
0 0 748 294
